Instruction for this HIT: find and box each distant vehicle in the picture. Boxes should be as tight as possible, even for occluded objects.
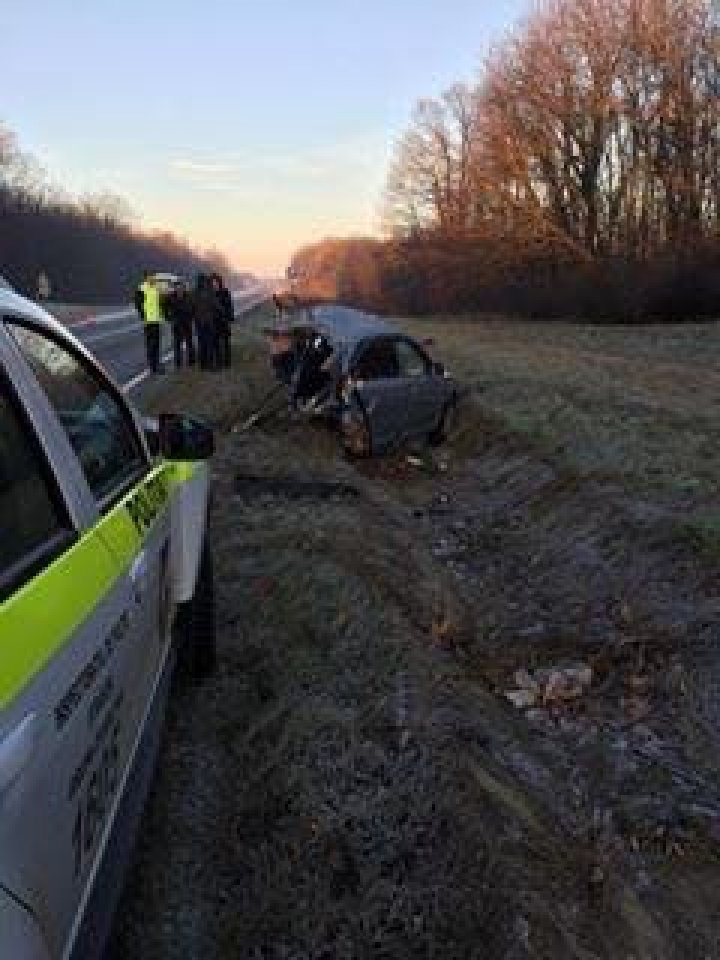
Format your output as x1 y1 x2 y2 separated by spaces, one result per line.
150 273 189 296
268 306 461 457
0 285 216 959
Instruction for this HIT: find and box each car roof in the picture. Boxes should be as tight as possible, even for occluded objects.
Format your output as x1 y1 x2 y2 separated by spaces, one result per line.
297 305 396 349
153 272 184 282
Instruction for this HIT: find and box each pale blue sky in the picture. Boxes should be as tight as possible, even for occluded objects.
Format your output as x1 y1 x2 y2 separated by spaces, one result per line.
3 0 526 273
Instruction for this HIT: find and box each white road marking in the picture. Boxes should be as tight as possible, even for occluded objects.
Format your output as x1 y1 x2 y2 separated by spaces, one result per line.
122 348 175 393
70 308 136 329
83 323 140 344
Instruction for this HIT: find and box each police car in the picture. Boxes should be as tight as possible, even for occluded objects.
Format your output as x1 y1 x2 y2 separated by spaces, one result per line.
0 286 216 958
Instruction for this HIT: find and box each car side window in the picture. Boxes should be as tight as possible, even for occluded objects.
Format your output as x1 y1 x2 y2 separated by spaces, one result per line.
0 375 72 594
7 322 147 506
395 339 429 377
353 338 399 380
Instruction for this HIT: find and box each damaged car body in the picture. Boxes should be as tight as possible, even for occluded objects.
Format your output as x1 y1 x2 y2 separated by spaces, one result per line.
266 305 461 457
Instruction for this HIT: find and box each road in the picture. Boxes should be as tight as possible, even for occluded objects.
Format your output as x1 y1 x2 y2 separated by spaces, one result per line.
66 285 268 392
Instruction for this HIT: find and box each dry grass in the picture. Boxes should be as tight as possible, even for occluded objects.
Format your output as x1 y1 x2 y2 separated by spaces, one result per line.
399 316 720 509
111 305 720 960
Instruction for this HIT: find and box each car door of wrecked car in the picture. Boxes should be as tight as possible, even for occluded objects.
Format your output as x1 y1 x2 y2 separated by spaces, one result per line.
393 337 440 438
349 337 408 451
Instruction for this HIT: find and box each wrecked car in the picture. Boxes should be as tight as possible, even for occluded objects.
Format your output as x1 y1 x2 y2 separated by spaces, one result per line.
265 305 461 457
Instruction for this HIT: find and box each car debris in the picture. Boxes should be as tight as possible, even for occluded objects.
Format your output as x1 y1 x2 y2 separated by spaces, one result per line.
505 688 540 710
505 662 594 711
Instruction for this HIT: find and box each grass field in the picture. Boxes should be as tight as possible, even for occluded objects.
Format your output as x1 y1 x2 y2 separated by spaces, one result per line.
112 305 720 960
403 315 720 503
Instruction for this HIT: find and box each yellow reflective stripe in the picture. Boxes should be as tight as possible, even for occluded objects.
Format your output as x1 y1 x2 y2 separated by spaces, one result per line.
171 461 199 484
0 460 201 709
0 518 118 710
99 461 201 566
98 463 170 567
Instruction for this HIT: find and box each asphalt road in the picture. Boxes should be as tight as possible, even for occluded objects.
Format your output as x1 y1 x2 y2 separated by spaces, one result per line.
69 285 268 392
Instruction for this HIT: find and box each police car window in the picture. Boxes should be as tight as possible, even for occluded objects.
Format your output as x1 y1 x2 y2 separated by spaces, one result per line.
0 379 70 590
395 339 429 377
8 324 146 505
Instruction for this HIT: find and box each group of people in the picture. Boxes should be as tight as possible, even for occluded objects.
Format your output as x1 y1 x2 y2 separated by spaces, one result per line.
134 271 234 374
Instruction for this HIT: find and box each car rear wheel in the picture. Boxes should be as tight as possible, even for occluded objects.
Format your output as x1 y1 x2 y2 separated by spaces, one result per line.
429 395 458 446
341 393 372 458
174 539 216 680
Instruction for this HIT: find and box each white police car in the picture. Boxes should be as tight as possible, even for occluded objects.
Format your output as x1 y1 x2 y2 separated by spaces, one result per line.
0 285 215 959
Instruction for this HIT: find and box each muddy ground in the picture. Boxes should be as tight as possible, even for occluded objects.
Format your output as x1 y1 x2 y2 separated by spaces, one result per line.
109 305 720 959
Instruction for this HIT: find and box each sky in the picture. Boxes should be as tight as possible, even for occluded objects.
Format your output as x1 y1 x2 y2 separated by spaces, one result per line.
2 0 527 275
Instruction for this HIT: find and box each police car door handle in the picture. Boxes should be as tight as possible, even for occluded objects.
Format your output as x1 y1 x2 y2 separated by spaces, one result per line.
0 714 39 795
129 550 149 604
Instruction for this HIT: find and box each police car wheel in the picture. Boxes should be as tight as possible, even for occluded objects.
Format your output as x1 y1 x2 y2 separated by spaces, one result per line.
175 539 217 680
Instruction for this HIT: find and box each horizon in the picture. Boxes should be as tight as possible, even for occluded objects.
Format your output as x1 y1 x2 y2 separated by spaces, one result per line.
3 0 526 275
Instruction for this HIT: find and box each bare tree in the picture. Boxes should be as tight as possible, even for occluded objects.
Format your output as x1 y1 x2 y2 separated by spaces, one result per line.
0 122 240 302
384 84 476 236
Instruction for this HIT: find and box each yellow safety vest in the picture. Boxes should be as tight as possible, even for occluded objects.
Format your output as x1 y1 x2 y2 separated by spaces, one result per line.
140 281 162 323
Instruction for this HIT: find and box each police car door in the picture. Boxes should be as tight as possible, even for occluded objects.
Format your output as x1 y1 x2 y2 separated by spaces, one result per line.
0 318 156 958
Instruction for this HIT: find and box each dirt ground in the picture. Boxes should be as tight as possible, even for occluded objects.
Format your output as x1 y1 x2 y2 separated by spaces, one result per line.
109 305 720 959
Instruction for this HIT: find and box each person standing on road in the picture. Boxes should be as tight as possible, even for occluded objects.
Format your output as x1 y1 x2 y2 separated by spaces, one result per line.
194 274 221 370
165 281 196 368
138 272 163 374
134 270 149 322
211 273 233 368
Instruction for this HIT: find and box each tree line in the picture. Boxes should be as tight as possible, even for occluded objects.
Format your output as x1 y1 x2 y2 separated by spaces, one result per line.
0 124 242 304
292 0 720 320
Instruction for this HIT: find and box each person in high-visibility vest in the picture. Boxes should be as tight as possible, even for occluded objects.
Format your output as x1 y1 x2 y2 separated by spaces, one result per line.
137 273 163 373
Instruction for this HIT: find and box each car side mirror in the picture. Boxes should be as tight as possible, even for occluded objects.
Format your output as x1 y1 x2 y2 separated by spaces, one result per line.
433 361 445 376
158 413 214 460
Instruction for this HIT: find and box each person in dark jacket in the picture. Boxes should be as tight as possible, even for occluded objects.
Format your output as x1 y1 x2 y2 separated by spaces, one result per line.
164 281 196 368
134 270 149 320
194 274 222 370
211 273 233 368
